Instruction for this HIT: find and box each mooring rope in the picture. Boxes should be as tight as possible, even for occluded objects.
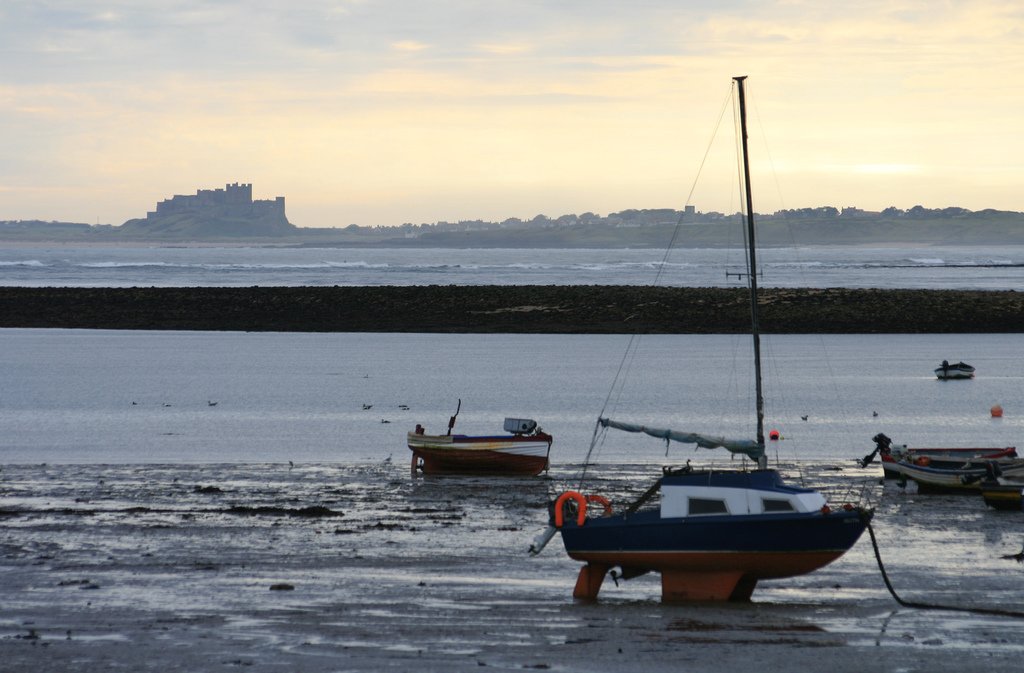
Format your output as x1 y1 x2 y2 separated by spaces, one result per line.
866 519 1024 619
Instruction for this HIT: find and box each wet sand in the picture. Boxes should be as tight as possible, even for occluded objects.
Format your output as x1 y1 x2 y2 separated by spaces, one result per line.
2 461 1023 671
2 286 1023 333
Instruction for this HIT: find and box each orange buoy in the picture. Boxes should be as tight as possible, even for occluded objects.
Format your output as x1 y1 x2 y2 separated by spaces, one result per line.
769 429 780 441
992 404 1004 418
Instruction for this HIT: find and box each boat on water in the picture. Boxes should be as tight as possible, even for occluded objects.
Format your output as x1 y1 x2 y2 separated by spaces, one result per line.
935 360 975 380
528 77 873 603
861 433 1018 479
408 401 552 476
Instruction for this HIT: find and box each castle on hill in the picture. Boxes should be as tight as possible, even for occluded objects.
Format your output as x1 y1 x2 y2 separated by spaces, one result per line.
147 182 285 220
121 182 296 238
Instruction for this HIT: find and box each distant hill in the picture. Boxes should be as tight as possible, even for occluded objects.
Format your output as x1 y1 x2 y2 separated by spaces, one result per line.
119 182 296 239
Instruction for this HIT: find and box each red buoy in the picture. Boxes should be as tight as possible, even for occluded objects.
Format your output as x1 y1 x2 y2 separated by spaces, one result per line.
769 429 780 441
991 404 1004 418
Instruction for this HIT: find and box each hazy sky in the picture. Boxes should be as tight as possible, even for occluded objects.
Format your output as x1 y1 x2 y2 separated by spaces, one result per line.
2 1 1022 228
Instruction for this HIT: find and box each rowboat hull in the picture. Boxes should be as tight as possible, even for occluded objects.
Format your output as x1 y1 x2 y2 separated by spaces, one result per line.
935 362 975 379
889 459 1024 494
880 446 1018 479
408 432 552 476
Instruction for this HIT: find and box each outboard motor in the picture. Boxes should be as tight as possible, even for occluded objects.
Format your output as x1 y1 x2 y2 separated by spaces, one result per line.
859 433 893 468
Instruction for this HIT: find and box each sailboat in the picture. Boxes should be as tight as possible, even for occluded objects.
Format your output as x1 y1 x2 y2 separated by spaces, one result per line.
529 76 873 602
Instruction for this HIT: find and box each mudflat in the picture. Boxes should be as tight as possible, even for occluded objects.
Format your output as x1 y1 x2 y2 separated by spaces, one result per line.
2 462 1023 672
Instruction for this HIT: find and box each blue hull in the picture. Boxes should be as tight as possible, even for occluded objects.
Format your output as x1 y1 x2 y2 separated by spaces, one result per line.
559 507 869 575
550 469 872 600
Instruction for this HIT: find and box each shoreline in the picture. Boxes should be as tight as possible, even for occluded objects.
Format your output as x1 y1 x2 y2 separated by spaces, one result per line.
1 286 1021 333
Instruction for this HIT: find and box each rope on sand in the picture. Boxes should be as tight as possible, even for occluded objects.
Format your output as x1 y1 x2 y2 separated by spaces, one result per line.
866 519 1024 619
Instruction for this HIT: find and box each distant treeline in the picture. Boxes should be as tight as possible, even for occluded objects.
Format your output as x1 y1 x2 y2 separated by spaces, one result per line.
2 204 1024 246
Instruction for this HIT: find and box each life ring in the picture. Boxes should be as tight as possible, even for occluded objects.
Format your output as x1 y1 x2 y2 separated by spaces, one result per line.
554 491 587 527
585 494 613 516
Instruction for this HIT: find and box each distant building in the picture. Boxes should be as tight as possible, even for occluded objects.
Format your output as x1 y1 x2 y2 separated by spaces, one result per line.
147 182 286 221
120 182 295 238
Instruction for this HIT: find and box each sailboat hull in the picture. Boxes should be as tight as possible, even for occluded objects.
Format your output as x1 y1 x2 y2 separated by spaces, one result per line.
558 508 870 601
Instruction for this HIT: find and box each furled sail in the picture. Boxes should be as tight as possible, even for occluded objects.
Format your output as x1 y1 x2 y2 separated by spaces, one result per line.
598 417 765 461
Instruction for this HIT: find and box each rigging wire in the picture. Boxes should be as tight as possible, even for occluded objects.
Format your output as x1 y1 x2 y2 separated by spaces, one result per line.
576 84 736 490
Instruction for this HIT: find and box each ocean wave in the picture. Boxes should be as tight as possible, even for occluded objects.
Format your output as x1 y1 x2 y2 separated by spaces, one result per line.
0 260 48 267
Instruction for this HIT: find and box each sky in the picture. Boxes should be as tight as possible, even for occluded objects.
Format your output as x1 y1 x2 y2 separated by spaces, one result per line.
2 1 1022 229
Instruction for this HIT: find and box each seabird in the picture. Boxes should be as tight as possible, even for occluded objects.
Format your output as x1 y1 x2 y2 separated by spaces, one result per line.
800 415 808 421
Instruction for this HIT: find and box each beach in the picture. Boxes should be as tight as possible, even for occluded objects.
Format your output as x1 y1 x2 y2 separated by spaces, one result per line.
3 461 1023 672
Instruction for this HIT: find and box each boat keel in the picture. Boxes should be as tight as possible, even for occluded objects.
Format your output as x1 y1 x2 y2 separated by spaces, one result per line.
661 570 754 602
572 563 758 602
572 563 610 600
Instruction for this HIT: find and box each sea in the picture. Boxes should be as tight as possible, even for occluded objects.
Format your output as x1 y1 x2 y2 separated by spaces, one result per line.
1 243 1022 465
2 244 1024 289
3 244 1024 669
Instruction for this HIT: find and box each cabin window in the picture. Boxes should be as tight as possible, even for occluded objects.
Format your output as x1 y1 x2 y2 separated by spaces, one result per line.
762 498 795 512
688 498 728 515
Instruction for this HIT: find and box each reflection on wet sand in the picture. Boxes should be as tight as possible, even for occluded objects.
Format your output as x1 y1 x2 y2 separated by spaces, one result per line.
1 462 1022 671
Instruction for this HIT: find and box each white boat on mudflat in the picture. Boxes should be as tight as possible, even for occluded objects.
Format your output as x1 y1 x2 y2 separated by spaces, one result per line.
408 404 552 476
860 433 1018 479
888 458 1024 494
935 360 975 379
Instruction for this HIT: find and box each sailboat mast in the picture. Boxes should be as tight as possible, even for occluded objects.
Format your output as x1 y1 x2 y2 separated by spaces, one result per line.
733 75 766 458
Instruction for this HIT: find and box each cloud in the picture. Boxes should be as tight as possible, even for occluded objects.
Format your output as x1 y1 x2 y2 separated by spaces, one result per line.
2 1 1023 225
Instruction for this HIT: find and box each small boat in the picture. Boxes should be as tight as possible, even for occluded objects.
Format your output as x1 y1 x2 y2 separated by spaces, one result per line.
528 77 872 603
935 360 975 380
408 400 552 476
861 433 1018 479
887 458 1024 494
